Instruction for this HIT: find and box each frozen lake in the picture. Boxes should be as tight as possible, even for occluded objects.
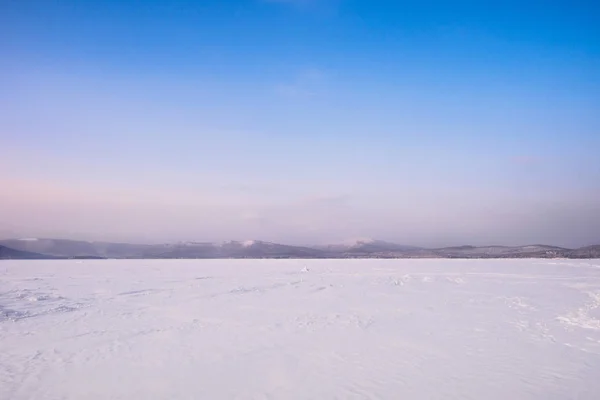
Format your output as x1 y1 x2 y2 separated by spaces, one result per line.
2 259 600 399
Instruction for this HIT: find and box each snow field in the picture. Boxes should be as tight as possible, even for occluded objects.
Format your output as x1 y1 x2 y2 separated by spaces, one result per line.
1 259 600 399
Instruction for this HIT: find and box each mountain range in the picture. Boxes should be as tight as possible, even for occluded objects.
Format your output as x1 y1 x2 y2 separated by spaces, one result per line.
0 238 599 260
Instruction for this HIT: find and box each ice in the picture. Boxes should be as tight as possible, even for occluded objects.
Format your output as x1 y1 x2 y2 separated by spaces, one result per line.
1 259 600 399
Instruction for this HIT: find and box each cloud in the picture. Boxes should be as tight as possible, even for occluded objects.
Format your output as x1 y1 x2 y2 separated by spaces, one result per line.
263 0 318 6
274 83 317 98
262 0 341 16
510 155 543 166
274 68 326 99
263 0 340 7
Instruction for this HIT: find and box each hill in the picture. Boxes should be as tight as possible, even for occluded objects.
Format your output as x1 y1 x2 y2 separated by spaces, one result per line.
1 238 598 259
0 245 54 259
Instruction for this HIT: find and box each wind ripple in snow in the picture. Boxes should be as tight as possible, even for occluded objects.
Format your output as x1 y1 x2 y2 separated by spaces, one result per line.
1 259 600 399
0 289 88 322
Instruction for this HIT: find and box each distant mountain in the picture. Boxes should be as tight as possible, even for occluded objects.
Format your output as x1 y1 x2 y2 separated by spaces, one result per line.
0 238 598 259
218 240 328 258
431 244 571 258
346 240 422 254
0 245 54 260
567 245 600 259
316 239 422 256
0 238 154 258
0 239 328 259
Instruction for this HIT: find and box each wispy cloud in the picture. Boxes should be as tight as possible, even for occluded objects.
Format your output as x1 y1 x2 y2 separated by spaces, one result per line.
274 84 316 98
274 67 326 99
263 0 318 6
510 155 544 166
262 0 341 14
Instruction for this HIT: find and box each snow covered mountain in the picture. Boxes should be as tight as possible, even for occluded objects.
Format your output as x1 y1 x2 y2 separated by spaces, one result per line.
0 245 51 260
0 239 326 259
315 238 423 256
0 238 596 259
431 244 571 258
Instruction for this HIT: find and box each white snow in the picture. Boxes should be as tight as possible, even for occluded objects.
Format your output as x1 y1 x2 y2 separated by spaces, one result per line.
1 259 600 399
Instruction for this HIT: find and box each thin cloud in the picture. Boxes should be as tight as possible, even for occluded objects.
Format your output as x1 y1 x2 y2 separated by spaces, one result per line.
274 67 326 99
274 83 317 98
263 0 318 5
262 0 341 13
510 155 544 166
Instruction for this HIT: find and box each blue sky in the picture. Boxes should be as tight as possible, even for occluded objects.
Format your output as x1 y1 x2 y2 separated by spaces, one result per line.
1 0 599 246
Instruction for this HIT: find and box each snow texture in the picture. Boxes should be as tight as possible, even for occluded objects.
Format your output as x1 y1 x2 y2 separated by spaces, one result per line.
1 259 600 399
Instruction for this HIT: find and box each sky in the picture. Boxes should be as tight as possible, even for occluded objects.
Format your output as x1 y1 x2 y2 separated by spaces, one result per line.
1 0 599 247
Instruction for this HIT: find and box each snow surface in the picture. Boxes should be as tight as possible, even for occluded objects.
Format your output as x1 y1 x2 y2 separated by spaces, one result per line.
2 259 600 399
